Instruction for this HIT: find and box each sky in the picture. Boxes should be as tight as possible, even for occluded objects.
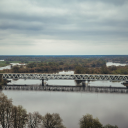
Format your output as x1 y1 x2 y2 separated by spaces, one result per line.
0 0 128 55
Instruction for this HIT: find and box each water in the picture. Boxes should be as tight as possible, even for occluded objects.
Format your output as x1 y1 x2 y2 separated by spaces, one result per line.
106 62 127 67
0 63 25 70
2 91 128 128
10 63 26 66
7 79 123 87
0 65 11 70
58 70 74 74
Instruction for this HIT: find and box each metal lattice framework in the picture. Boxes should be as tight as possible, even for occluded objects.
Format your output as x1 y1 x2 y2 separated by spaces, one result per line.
1 73 128 81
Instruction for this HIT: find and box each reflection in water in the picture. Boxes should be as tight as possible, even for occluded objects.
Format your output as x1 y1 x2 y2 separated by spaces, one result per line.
2 91 128 128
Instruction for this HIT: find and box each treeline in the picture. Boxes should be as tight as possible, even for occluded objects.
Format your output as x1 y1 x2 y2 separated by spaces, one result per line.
1 56 128 68
0 93 65 128
0 58 106 73
0 74 7 89
75 65 128 74
0 55 106 63
1 56 128 74
103 56 128 63
1 59 128 75
0 93 118 128
1 55 128 63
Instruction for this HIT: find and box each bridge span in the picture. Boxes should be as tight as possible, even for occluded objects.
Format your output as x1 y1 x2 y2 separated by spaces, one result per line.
1 73 128 86
1 73 128 81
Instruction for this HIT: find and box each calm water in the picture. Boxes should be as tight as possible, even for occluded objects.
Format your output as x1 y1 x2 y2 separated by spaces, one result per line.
0 65 11 70
106 62 127 67
2 91 128 128
1 63 128 128
7 79 123 87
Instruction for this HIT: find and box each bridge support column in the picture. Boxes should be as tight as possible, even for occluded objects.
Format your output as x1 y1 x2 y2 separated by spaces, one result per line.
42 79 44 86
122 81 128 88
82 80 86 86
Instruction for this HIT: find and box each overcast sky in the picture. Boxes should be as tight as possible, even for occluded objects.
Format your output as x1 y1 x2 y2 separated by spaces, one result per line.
0 0 128 55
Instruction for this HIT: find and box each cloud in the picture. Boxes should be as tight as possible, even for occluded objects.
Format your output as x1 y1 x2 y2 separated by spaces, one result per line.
0 0 128 54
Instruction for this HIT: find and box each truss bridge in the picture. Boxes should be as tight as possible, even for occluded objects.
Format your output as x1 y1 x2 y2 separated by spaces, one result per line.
2 73 128 81
1 73 128 86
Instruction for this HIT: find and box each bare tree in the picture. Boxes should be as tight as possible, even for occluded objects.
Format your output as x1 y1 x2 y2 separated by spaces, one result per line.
11 105 28 128
27 112 42 128
0 93 13 128
42 113 66 128
79 114 103 128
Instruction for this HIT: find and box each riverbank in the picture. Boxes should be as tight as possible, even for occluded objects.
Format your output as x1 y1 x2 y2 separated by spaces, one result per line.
0 61 8 67
0 74 9 89
1 61 128 75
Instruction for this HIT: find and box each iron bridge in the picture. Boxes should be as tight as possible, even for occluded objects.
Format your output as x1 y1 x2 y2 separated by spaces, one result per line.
1 73 128 82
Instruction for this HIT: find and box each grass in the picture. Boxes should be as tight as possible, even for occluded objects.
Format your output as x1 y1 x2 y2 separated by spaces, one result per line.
0 61 23 67
10 61 23 63
0 61 8 67
0 60 41 67
27 61 41 63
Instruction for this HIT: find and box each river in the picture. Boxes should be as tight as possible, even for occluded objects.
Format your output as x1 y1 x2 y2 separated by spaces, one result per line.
1 62 128 128
2 90 128 128
106 62 127 67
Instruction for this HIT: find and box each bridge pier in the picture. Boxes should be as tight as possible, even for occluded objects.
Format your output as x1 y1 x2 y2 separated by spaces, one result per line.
82 80 86 86
42 79 44 86
122 81 128 88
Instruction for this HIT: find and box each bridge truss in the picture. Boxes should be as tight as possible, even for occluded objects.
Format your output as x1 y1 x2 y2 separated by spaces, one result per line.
2 73 128 82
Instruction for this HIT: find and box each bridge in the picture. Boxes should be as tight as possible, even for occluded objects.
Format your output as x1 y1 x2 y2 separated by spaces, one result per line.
1 73 128 86
2 85 128 94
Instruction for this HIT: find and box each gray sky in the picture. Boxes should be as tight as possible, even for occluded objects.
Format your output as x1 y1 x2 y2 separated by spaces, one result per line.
0 0 128 55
